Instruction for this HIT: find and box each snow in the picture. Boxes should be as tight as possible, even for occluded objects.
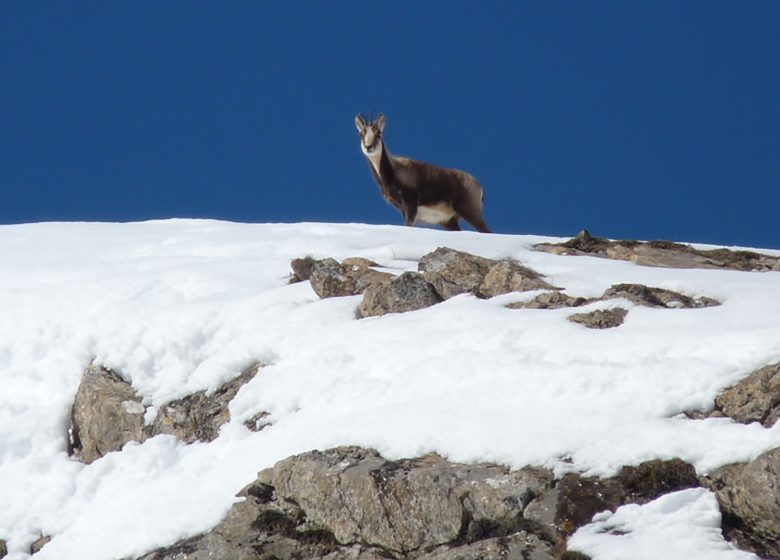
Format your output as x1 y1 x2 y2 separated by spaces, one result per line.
569 489 757 560
0 219 778 559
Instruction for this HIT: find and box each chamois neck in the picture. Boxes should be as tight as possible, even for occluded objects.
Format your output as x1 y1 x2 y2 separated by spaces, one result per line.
364 139 395 182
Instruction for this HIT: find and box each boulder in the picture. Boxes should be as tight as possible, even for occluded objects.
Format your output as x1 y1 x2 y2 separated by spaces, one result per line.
702 448 780 559
712 363 780 427
69 365 147 464
290 256 320 283
152 363 262 443
303 258 393 299
358 272 442 318
70 363 266 463
0 539 6 559
418 247 554 300
567 308 628 329
602 283 719 309
479 261 558 298
418 247 496 299
534 230 780 272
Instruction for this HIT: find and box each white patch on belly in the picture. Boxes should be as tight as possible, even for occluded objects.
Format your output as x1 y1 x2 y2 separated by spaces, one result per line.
416 202 456 224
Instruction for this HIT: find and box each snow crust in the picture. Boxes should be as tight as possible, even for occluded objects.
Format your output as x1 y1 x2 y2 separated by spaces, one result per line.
0 220 778 559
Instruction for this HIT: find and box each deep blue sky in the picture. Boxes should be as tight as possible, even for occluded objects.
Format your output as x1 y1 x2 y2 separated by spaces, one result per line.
2 2 778 247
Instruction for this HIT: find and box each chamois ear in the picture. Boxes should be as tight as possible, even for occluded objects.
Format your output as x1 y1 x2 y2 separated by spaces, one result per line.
355 114 367 131
376 113 386 131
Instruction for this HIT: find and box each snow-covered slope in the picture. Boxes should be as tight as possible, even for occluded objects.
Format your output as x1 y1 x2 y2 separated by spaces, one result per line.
0 220 778 559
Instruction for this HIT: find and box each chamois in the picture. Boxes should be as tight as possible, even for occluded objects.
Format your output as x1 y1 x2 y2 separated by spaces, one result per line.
355 113 491 233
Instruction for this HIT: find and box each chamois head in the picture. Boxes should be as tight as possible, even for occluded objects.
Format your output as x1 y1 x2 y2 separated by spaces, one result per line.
355 112 386 156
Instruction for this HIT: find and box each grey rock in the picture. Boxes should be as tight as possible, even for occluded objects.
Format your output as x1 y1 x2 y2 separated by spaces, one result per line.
418 532 556 560
358 272 442 318
713 363 780 428
526 459 698 537
602 283 719 309
306 258 393 299
418 247 554 300
290 256 320 283
534 230 780 272
0 539 6 559
479 261 558 298
258 447 553 554
507 292 590 310
136 448 695 560
31 535 51 555
69 365 147 464
702 448 780 559
309 258 358 298
70 363 265 463
567 308 628 329
152 363 263 443
419 247 496 299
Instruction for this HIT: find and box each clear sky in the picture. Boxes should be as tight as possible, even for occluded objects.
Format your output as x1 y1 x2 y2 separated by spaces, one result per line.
2 2 778 248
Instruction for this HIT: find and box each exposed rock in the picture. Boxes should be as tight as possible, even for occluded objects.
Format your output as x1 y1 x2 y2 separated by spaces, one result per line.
602 283 719 309
152 363 263 443
418 247 496 299
525 459 698 538
535 229 780 272
137 449 696 560
417 532 557 560
70 363 266 463
341 257 380 269
69 365 147 464
358 272 442 318
138 447 560 559
418 247 555 300
712 363 780 428
31 535 51 554
260 447 554 553
479 261 558 298
244 410 272 432
0 539 6 559
702 448 780 559
567 308 628 329
507 292 590 310
290 256 320 283
306 258 393 299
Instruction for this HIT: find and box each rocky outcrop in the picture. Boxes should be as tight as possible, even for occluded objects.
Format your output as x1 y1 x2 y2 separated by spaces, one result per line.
152 364 263 443
358 272 443 318
686 362 780 427
69 363 263 463
535 230 780 272
69 365 147 464
702 448 780 559
507 292 590 310
567 308 628 329
290 257 392 298
602 283 719 309
418 247 556 300
31 535 51 554
531 460 699 537
713 363 780 427
0 539 7 559
137 448 705 560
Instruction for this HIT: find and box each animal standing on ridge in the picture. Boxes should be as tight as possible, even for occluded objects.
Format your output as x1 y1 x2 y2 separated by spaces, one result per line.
355 113 492 233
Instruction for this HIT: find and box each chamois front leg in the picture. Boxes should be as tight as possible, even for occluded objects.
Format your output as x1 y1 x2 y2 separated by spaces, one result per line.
401 199 418 227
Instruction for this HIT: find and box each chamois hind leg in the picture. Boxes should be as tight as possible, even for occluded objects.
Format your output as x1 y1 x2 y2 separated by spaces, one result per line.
442 217 461 231
455 200 492 233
